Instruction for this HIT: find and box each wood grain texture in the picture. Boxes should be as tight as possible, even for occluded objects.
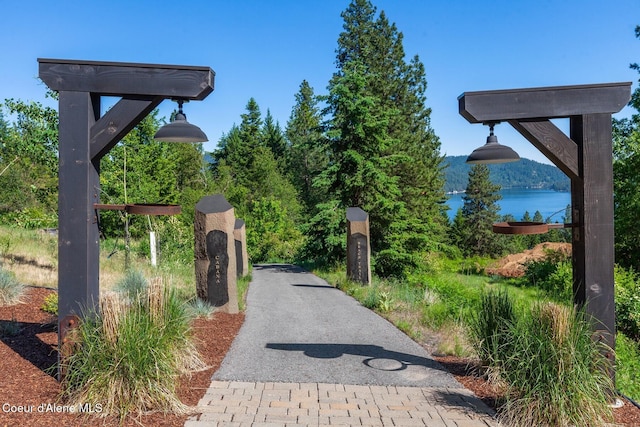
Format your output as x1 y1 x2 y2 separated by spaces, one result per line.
38 58 214 99
90 96 163 159
459 82 631 123
509 119 579 179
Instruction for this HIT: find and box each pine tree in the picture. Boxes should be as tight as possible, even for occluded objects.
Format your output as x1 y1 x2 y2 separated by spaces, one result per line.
320 0 447 276
262 109 286 164
210 98 304 262
459 164 504 257
285 80 327 215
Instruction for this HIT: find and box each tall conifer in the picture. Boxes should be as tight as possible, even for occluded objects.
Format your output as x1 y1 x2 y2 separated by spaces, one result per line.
459 164 503 257
322 0 446 276
285 81 327 215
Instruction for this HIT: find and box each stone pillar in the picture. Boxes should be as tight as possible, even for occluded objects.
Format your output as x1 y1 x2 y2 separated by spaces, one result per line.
195 194 238 314
346 207 371 285
234 219 249 277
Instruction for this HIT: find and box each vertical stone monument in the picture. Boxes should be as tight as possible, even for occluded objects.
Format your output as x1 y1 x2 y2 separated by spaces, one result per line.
234 219 249 277
346 207 371 285
195 194 238 314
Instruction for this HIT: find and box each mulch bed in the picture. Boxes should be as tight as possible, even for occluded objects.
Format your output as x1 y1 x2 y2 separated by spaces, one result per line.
0 287 244 427
1 287 639 426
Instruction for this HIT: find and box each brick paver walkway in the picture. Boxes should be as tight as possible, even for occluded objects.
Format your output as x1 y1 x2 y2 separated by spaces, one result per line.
185 380 499 427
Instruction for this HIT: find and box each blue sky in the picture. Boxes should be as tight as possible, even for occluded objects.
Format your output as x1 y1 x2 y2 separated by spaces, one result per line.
2 0 639 164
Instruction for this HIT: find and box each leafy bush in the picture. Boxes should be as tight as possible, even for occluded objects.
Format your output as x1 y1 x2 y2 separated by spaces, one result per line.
0 268 24 306
469 289 516 366
41 292 58 315
61 279 206 418
497 303 613 427
0 207 58 229
614 265 640 340
522 251 572 302
616 333 640 402
246 197 304 263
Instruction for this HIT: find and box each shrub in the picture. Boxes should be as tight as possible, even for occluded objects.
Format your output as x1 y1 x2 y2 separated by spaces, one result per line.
115 269 148 299
0 268 25 306
468 289 516 366
522 251 572 302
614 265 640 340
186 297 215 319
41 292 58 315
61 279 206 418
498 303 613 427
616 333 640 402
362 286 381 310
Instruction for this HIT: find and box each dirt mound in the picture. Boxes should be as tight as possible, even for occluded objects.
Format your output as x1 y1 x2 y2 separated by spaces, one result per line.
486 242 572 278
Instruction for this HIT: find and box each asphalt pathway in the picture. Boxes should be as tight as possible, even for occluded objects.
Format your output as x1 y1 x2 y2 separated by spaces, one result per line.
213 264 462 388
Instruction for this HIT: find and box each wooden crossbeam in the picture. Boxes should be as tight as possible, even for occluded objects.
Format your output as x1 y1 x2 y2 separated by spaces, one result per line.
459 82 630 123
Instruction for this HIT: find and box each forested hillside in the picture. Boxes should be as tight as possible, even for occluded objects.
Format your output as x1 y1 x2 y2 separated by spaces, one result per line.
444 155 570 193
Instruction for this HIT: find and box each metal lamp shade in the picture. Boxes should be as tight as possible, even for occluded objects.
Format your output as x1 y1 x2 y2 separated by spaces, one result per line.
154 112 208 143
466 132 520 164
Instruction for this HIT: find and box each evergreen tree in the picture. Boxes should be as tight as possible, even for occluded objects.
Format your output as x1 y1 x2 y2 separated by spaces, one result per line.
261 110 286 165
334 1 447 239
210 98 304 262
458 164 504 257
285 80 327 215
316 0 446 276
613 25 640 269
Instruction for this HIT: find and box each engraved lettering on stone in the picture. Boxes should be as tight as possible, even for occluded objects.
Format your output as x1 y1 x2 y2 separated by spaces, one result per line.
206 230 229 307
349 232 368 284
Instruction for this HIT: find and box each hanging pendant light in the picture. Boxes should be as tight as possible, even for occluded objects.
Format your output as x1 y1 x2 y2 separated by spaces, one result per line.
466 122 520 164
154 100 208 142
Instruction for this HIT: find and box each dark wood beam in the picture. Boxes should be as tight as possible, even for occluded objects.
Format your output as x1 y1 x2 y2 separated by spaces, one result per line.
38 58 214 100
57 90 101 331
571 113 616 344
459 82 631 123
90 96 163 160
458 82 631 388
39 59 215 380
509 119 579 180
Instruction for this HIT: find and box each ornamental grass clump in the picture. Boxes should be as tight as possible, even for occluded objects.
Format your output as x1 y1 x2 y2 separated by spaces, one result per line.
497 302 614 427
469 288 516 367
0 268 25 306
61 278 207 418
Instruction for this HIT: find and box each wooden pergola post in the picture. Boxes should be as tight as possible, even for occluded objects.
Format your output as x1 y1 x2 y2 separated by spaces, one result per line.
38 59 215 379
459 82 631 382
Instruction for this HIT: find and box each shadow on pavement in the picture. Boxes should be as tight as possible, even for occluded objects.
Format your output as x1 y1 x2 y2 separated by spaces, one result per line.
254 264 307 274
266 342 450 374
291 283 337 289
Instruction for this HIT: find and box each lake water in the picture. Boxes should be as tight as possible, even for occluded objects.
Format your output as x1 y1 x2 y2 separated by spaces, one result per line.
446 189 572 221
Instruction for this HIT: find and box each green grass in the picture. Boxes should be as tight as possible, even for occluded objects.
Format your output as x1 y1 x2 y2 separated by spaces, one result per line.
497 303 614 426
60 279 206 419
468 288 516 366
617 332 640 402
237 271 252 311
